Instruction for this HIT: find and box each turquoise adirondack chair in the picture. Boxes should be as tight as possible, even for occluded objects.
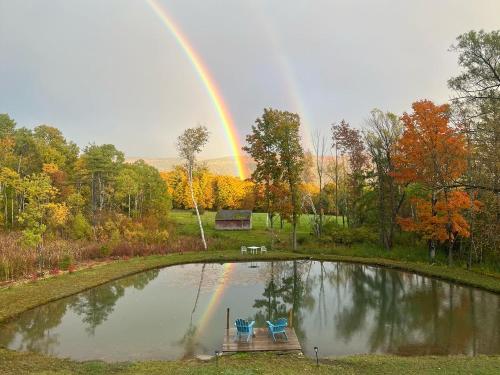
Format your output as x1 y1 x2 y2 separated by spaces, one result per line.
234 319 255 342
266 318 288 341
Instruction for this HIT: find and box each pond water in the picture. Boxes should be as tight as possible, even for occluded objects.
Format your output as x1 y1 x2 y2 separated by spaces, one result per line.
0 261 499 361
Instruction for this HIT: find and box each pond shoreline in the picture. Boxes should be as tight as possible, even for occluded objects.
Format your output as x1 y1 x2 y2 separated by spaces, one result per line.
1 251 500 373
1 250 499 325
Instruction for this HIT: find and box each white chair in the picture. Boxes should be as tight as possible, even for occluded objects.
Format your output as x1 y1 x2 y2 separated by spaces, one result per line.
260 246 267 254
241 246 247 254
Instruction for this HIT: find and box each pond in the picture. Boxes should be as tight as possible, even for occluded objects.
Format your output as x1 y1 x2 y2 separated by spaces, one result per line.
0 261 499 361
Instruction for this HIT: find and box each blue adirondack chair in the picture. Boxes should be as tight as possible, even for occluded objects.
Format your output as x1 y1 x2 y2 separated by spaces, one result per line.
234 318 255 342
266 318 288 341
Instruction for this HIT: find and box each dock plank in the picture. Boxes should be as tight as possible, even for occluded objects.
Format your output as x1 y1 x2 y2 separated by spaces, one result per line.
222 327 302 352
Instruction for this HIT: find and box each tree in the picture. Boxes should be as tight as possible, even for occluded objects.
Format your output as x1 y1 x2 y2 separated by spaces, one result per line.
332 120 369 227
0 114 16 170
0 167 21 228
80 144 124 216
273 110 305 250
311 130 327 236
243 109 281 229
116 167 140 218
17 173 64 272
177 126 209 250
449 30 500 105
244 109 305 249
448 30 500 266
393 100 471 263
365 109 404 249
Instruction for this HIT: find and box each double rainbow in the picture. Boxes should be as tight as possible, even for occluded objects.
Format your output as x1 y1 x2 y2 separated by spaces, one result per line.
146 0 248 179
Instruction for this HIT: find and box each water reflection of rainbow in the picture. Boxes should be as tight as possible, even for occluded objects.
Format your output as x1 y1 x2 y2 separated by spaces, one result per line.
146 0 247 179
196 263 235 336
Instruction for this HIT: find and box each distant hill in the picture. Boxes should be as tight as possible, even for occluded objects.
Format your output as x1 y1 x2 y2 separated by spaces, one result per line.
126 156 256 177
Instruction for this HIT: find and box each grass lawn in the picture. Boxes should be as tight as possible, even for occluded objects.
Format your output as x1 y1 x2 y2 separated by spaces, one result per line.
0 210 499 374
1 349 500 375
171 210 498 273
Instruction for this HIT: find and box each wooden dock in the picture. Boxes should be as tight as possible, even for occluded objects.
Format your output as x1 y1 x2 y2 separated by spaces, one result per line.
222 327 302 353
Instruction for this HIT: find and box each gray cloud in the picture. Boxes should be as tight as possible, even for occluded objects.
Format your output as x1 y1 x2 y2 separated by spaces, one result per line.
1 0 499 157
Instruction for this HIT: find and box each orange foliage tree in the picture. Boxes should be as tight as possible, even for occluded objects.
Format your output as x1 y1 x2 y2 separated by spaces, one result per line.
393 100 477 263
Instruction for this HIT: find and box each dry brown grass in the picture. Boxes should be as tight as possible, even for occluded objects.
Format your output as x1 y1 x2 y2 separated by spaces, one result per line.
0 232 203 282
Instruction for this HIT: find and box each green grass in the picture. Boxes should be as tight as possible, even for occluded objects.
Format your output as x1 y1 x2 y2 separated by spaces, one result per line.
171 210 318 250
1 211 499 323
1 251 499 326
171 210 497 273
1 349 499 374
1 210 499 374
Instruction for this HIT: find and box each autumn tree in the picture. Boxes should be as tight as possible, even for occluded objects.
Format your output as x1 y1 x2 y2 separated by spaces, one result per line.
365 109 404 250
116 167 140 217
243 108 281 229
244 109 304 249
393 100 473 263
177 126 209 250
17 173 68 271
271 110 305 250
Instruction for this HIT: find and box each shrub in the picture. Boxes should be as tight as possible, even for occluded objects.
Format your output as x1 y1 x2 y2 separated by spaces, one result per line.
59 254 73 271
70 212 92 240
323 223 378 246
297 236 310 246
99 244 112 258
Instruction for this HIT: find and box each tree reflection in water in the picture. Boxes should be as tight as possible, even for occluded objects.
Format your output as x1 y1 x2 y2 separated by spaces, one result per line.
0 268 160 353
253 261 499 356
70 269 160 335
178 264 207 359
0 261 498 360
0 301 68 353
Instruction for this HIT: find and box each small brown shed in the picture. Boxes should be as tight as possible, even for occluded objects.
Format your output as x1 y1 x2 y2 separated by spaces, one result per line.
215 210 252 230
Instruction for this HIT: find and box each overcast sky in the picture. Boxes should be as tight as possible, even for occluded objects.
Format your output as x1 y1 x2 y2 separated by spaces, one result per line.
1 0 499 158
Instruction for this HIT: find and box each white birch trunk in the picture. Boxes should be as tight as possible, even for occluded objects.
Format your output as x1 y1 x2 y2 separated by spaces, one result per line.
189 167 207 250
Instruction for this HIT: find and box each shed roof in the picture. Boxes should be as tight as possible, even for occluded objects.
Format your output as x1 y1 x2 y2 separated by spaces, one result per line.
215 210 252 221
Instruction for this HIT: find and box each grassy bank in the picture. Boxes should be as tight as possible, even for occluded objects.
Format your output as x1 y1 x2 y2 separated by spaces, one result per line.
1 349 500 374
1 211 499 374
1 249 500 324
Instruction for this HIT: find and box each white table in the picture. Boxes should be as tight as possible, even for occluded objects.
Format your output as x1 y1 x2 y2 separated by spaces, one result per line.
247 246 261 254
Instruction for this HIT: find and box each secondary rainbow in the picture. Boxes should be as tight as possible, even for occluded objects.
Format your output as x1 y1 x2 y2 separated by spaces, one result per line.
146 0 248 179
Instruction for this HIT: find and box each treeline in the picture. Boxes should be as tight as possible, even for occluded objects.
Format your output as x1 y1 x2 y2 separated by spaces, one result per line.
0 118 171 279
161 166 254 211
244 30 499 267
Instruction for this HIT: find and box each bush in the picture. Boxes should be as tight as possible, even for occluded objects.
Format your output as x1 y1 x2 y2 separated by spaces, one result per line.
58 254 73 271
323 223 378 246
297 236 310 246
99 244 112 258
70 212 92 240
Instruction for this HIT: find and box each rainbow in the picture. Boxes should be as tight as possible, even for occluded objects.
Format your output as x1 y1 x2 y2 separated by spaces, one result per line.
253 6 314 150
146 0 248 179
195 262 236 337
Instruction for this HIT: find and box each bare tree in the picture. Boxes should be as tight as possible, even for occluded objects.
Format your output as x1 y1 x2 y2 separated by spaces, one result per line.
177 126 209 250
364 109 404 250
312 130 327 236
